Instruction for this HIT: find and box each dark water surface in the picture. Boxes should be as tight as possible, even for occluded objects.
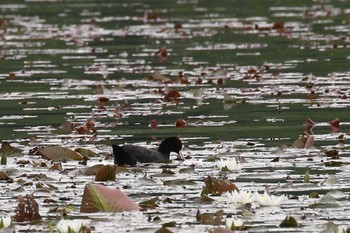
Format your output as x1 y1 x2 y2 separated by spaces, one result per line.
1 0 350 232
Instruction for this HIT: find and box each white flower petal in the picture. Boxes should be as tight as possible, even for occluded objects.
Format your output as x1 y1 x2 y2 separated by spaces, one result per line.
216 158 242 171
255 191 285 206
56 220 83 233
226 217 244 230
226 190 254 205
0 216 11 228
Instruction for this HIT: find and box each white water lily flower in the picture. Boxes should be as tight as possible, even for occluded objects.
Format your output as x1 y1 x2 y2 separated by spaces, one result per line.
216 158 242 171
56 219 83 233
226 217 244 230
337 225 348 233
255 191 285 206
0 216 11 229
226 190 254 205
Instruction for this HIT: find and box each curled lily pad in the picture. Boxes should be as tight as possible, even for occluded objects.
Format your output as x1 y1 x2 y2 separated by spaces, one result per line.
204 176 239 195
80 183 140 213
0 142 21 157
197 210 223 225
279 215 298 227
139 197 159 209
74 148 97 157
95 165 116 181
38 146 83 161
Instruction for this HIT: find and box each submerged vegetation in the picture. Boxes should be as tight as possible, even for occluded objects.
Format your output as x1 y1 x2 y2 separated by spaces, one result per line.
1 0 350 232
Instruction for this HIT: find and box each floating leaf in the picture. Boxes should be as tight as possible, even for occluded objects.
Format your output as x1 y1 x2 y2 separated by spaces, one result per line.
179 165 195 173
155 227 173 233
309 191 319 198
38 146 83 161
161 168 175 175
324 161 343 167
304 135 314 149
147 72 171 83
75 148 97 158
48 205 76 214
0 171 13 182
175 119 187 128
80 183 140 213
279 215 298 227
309 193 339 208
48 162 62 171
304 170 310 183
327 190 347 200
204 156 219 162
325 149 339 159
0 142 21 156
324 175 338 185
204 176 239 195
1 154 7 165
197 210 223 225
13 194 41 222
211 227 235 233
95 165 116 181
163 179 196 186
199 185 214 203
139 197 159 209
162 221 176 228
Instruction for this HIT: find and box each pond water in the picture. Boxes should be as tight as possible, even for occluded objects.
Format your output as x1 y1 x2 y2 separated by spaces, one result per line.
1 0 350 232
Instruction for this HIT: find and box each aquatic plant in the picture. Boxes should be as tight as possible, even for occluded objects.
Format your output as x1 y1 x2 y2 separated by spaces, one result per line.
56 220 83 233
216 158 242 171
226 190 254 205
226 217 244 230
254 191 285 207
0 216 11 229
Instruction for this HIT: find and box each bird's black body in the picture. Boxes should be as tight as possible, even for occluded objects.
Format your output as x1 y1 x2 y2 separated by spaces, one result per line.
113 137 182 166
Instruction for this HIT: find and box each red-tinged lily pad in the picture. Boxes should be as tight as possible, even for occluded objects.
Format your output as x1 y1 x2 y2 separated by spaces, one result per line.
14 194 41 222
204 176 239 195
80 183 140 213
38 146 83 161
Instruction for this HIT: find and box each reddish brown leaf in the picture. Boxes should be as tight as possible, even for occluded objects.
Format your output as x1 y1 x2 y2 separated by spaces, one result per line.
198 210 223 225
204 176 239 195
14 194 41 222
164 89 180 102
175 119 187 128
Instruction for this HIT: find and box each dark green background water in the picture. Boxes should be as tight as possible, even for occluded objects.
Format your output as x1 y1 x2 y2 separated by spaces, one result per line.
1 0 349 146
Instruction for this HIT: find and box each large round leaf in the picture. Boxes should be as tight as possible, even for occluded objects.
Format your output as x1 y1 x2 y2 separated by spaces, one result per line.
80 183 140 213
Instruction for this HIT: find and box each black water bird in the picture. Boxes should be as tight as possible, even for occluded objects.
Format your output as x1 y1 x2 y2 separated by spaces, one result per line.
113 137 183 166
